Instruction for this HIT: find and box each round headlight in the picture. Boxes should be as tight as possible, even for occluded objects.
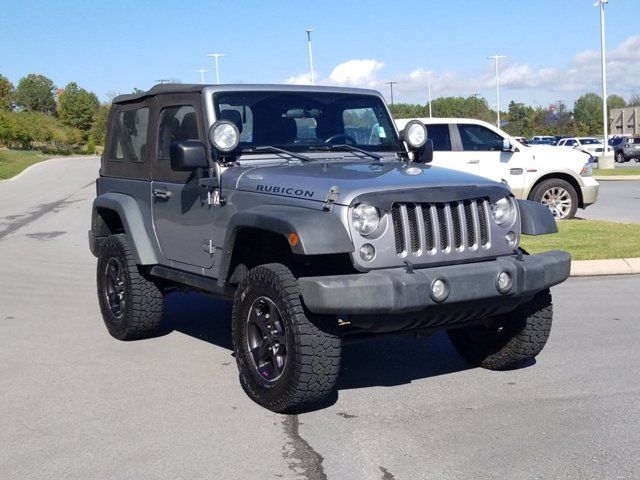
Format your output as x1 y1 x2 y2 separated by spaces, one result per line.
402 120 427 149
490 197 516 227
208 120 240 153
352 203 380 236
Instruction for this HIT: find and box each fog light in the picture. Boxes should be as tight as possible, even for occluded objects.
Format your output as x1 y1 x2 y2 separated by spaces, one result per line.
430 278 449 302
496 271 513 293
359 243 375 261
505 231 517 248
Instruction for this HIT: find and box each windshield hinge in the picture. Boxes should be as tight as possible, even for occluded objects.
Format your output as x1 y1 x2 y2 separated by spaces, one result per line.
323 186 340 212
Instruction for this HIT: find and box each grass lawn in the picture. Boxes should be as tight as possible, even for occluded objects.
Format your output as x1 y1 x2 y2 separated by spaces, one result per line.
520 219 640 261
592 168 640 176
0 149 51 180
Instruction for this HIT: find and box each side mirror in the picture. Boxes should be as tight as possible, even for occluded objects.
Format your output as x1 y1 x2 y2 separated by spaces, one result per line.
502 139 513 152
169 140 208 171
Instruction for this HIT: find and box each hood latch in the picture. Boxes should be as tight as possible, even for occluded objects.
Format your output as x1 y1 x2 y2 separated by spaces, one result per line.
322 186 340 212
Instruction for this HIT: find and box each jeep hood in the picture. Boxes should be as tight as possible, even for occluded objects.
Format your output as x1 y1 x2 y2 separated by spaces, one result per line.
227 160 510 206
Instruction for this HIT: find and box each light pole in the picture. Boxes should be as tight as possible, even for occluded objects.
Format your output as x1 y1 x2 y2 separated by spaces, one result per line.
194 69 209 84
306 28 315 85
206 53 226 84
596 0 609 147
385 81 398 106
426 71 433 117
488 55 506 127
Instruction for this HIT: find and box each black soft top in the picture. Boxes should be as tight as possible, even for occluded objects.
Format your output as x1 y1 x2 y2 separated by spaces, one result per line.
113 84 204 104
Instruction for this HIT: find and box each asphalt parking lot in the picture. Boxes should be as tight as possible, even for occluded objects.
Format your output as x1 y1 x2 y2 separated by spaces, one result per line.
1 157 639 479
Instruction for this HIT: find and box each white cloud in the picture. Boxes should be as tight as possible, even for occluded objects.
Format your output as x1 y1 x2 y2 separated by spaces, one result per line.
283 36 640 105
327 59 384 87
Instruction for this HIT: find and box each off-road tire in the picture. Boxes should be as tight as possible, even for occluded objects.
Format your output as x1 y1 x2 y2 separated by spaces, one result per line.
97 234 165 340
447 289 553 370
232 263 341 413
530 178 578 220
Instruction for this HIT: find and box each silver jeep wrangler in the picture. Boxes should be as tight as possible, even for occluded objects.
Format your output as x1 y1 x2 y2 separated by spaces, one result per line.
89 84 570 412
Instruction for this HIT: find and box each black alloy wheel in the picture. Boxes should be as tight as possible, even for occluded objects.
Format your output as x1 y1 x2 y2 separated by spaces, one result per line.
104 257 127 318
246 296 288 381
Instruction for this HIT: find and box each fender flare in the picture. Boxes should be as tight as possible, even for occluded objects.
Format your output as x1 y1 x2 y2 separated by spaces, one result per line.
517 199 558 235
92 193 160 264
218 204 354 282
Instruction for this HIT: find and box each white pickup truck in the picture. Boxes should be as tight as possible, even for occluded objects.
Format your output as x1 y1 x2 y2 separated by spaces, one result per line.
396 118 599 219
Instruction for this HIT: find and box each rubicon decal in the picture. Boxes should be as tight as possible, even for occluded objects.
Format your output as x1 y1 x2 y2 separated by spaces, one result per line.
256 185 315 198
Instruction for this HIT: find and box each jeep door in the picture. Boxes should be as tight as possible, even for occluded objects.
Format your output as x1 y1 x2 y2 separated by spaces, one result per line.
150 95 214 269
450 123 527 198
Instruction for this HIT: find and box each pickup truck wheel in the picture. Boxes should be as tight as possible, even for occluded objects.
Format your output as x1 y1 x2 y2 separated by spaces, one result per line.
232 263 341 413
97 234 165 340
615 151 625 163
447 289 552 370
530 179 578 220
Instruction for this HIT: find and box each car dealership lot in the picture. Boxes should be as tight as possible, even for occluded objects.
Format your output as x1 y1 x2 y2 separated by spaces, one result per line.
1 157 639 479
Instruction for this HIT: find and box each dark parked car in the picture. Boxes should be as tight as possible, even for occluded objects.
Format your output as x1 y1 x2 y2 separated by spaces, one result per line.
609 137 640 163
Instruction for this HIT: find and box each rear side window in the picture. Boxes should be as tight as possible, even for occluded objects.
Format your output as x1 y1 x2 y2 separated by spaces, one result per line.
458 124 503 151
158 105 200 160
118 108 149 162
425 124 452 151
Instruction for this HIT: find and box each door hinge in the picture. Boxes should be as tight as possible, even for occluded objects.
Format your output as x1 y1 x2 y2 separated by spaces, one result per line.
323 186 340 211
203 240 215 255
207 189 225 206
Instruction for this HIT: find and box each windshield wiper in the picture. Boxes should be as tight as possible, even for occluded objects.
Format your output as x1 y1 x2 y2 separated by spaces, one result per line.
309 144 382 160
249 146 312 162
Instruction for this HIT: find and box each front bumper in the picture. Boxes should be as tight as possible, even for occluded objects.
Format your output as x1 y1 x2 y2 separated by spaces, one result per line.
580 177 599 207
298 250 570 315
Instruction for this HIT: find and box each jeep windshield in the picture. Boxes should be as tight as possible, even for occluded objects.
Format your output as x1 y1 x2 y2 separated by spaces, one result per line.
212 91 402 155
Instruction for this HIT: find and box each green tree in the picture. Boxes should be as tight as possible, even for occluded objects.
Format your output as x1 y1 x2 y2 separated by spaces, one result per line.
58 82 99 131
0 75 14 111
573 93 602 135
607 94 626 109
14 74 56 113
431 96 495 123
90 103 111 145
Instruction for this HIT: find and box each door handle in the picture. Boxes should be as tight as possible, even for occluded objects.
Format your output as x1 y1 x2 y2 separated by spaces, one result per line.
152 188 172 200
466 159 480 164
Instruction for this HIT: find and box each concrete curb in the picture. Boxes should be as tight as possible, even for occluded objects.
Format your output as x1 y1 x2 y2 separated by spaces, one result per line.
593 175 640 181
571 258 640 277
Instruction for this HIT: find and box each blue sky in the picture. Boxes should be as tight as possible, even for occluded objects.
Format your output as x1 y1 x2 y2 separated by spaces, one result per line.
1 0 638 109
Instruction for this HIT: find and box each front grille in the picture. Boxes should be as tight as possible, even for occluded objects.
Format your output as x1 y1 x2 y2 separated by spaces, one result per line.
392 199 490 256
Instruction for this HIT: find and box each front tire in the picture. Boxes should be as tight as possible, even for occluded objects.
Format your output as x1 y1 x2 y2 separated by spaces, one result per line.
97 234 166 340
447 289 553 370
232 264 341 413
530 179 578 220
615 151 625 163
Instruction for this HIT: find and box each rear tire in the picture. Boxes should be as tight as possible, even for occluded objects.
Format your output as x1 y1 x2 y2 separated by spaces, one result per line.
447 289 553 370
530 179 578 220
232 263 341 413
96 234 166 340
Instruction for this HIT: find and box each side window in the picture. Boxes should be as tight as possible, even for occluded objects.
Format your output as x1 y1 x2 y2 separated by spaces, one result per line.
566 139 576 146
157 105 200 160
425 124 452 151
458 124 504 151
118 108 149 162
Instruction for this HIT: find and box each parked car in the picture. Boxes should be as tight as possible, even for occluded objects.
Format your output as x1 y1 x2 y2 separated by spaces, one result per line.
531 135 557 145
395 117 599 219
609 136 640 163
89 84 571 413
557 137 612 159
